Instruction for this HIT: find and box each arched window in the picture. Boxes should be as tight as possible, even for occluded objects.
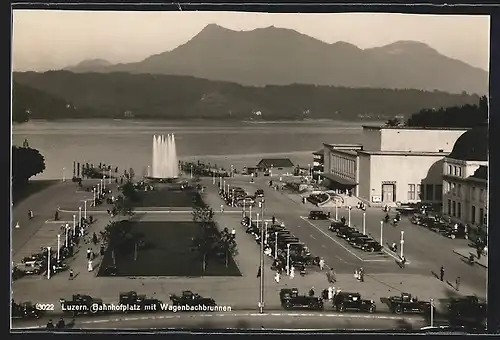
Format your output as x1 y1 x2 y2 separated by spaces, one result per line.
448 165 453 175
454 166 458 176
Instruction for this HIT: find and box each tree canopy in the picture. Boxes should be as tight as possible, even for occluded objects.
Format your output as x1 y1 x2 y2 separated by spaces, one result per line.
12 146 46 188
406 95 488 128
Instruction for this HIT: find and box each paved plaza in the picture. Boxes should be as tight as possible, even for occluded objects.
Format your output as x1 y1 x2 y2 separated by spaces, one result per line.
11 175 487 329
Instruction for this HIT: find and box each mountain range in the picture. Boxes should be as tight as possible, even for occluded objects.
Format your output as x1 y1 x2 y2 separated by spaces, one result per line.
64 24 489 95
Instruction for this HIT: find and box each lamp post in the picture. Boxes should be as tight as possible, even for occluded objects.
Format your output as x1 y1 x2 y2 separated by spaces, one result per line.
286 243 291 276
232 189 235 207
249 205 252 225
47 247 51 279
103 176 106 191
274 231 278 258
65 226 69 247
97 183 101 197
190 165 193 179
380 220 384 245
219 176 222 190
430 299 434 327
223 180 226 195
213 173 216 185
83 200 87 219
400 230 405 259
362 212 366 235
243 199 246 217
72 215 76 235
62 167 66 182
348 206 351 227
57 234 61 262
93 188 96 207
335 203 338 221
256 213 260 232
259 214 265 314
147 165 151 177
78 207 82 226
109 169 112 184
264 221 269 245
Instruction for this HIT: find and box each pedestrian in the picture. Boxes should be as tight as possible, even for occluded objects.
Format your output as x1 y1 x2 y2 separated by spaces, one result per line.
274 271 280 283
319 258 325 271
290 265 295 279
56 317 65 328
28 210 33 219
69 269 74 280
354 269 359 281
477 247 482 259
220 205 224 213
92 232 98 245
88 260 93 272
257 265 261 278
54 211 59 221
309 287 315 297
87 248 91 260
231 228 236 238
321 289 328 300
359 267 364 282
440 266 445 282
456 276 461 291
272 216 276 225
328 286 334 301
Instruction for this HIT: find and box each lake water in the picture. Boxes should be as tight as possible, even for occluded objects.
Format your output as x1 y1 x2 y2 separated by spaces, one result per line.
12 119 372 180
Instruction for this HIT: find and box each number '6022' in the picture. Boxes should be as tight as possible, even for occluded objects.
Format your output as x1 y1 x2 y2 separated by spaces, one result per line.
35 304 55 311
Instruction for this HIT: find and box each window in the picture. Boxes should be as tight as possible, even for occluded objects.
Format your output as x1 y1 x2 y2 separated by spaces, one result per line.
452 201 456 216
471 187 476 201
435 184 443 201
471 205 476 224
458 167 462 177
457 184 462 198
408 184 416 200
454 166 458 176
417 184 422 200
425 184 434 201
451 183 456 196
479 208 484 225
448 199 452 215
448 165 453 175
479 189 484 202
457 202 462 219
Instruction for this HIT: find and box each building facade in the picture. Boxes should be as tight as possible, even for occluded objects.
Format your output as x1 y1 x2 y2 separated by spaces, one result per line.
442 126 488 230
256 158 295 176
323 126 467 205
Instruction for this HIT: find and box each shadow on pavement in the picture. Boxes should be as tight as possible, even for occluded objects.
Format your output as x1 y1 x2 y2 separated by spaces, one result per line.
395 318 413 331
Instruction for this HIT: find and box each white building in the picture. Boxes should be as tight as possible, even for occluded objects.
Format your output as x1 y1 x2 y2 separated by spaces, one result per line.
323 126 467 206
442 126 488 233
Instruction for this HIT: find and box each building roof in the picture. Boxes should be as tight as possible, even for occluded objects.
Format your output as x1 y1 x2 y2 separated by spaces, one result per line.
323 143 363 149
448 125 488 161
257 158 294 168
470 165 487 181
357 150 448 156
313 149 324 156
362 125 469 131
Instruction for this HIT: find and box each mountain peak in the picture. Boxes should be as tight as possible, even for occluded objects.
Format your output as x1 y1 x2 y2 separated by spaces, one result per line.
380 40 437 53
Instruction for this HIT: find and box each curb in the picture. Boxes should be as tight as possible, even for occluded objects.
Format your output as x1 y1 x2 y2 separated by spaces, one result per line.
453 250 487 269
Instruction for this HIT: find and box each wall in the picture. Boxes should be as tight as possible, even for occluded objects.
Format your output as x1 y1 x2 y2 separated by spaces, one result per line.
379 129 466 153
323 147 332 176
369 154 445 203
361 128 382 151
328 150 357 182
358 153 371 200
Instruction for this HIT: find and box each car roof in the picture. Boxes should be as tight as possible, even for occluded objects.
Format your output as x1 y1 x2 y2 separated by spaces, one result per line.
337 292 361 297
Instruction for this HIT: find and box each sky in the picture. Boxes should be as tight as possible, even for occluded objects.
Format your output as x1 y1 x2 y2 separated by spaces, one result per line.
12 11 490 72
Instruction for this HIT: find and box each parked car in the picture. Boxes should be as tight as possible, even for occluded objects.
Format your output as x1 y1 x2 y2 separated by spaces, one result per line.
279 288 323 310
362 240 383 252
308 210 329 220
381 293 432 315
332 292 376 313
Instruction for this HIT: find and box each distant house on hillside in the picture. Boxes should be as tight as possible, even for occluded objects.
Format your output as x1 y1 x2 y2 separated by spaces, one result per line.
256 158 295 176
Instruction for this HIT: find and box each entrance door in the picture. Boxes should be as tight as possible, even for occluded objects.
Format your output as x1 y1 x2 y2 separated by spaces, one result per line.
382 184 395 202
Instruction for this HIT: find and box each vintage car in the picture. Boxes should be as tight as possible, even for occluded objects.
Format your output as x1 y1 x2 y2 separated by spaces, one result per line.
329 222 347 232
12 300 44 319
447 296 487 323
279 288 324 310
361 240 383 252
332 292 376 313
60 294 110 316
380 293 432 315
119 291 163 312
169 290 216 308
308 210 329 220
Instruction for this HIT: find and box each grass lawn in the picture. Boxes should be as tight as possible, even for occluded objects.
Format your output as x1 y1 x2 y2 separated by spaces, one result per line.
134 188 205 208
97 221 241 277
12 179 59 206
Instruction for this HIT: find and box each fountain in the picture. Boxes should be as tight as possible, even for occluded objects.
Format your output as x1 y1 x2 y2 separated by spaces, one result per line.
150 134 179 179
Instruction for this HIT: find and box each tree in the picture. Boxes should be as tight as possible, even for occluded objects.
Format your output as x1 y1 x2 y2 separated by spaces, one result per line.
121 181 139 202
12 146 46 188
220 238 238 268
192 206 215 272
113 195 134 216
385 118 401 127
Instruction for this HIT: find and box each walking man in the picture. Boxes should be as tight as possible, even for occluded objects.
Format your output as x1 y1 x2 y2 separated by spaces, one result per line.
359 267 365 282
289 265 295 279
319 258 325 271
274 271 280 283
440 266 445 282
69 269 74 280
328 286 334 301
231 228 236 238
456 276 461 291
87 248 91 260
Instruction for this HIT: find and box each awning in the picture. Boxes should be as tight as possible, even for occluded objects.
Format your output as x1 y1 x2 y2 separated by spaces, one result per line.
321 173 357 187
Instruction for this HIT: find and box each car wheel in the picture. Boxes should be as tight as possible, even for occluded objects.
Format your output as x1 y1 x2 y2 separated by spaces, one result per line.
450 234 456 239
395 305 403 314
369 305 376 313
369 248 374 252
338 304 345 312
284 302 293 310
